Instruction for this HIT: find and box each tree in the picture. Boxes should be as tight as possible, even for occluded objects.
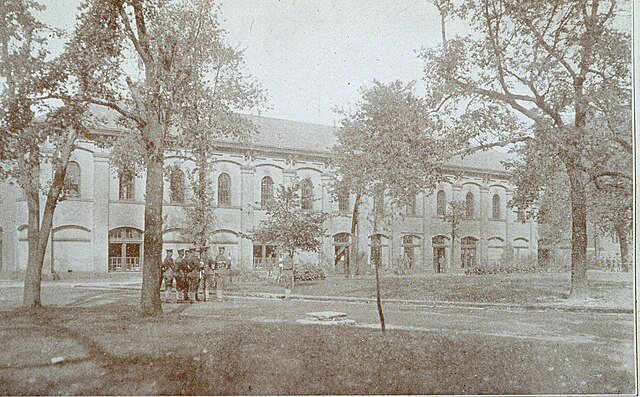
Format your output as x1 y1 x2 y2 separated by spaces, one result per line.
442 200 466 271
1 0 88 307
332 80 448 333
422 0 631 299
64 0 262 315
250 180 328 288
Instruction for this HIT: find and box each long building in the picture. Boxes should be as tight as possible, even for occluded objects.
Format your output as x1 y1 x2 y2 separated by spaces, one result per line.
0 114 539 274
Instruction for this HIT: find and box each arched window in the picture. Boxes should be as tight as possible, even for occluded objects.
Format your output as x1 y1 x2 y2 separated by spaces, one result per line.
119 170 135 201
338 192 349 213
492 194 501 219
261 177 274 208
436 190 446 216
301 179 313 210
218 173 231 206
169 168 185 204
64 161 81 197
402 235 421 268
465 192 474 219
406 194 417 216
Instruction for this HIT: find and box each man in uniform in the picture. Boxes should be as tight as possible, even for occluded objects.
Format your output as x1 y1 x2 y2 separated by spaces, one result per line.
214 247 230 301
161 249 175 302
282 254 294 299
174 249 187 302
201 247 214 302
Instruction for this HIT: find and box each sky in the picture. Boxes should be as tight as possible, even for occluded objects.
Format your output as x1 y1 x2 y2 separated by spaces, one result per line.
37 0 470 126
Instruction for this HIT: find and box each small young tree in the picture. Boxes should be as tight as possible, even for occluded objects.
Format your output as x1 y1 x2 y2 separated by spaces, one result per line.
332 80 449 333
442 200 467 272
250 180 328 289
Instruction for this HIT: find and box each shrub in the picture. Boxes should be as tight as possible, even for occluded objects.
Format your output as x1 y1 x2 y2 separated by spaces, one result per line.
464 257 541 275
294 262 326 282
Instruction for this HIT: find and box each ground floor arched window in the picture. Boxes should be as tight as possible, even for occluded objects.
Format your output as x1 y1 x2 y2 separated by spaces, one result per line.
108 227 143 272
432 235 448 273
333 233 350 272
461 236 478 269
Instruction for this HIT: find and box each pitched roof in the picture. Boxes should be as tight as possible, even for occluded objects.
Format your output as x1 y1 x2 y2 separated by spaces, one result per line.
243 115 338 153
85 106 514 173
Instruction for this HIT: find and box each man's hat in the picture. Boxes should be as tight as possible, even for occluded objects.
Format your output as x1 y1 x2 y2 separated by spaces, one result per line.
178 249 185 253
166 249 173 253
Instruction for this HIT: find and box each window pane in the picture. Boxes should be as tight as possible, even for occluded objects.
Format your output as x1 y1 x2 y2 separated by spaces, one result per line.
170 168 185 203
218 173 231 206
65 161 81 197
301 179 313 210
436 190 446 216
261 177 273 208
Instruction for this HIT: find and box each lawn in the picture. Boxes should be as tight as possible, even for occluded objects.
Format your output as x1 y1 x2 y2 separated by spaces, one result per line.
230 270 634 308
0 302 634 395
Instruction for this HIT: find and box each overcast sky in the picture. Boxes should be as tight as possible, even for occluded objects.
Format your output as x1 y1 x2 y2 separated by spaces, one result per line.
37 0 471 126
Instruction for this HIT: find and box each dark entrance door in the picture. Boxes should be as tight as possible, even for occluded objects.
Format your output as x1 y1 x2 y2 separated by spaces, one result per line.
433 247 446 273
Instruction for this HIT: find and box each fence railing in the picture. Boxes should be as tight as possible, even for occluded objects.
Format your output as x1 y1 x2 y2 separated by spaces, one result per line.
108 256 141 272
253 257 277 269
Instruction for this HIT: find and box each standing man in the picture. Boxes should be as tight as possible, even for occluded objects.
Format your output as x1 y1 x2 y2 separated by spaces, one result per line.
175 249 187 302
214 247 230 301
203 249 215 302
162 249 175 302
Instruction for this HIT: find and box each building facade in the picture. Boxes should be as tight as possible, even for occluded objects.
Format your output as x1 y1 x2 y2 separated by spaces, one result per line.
0 115 539 274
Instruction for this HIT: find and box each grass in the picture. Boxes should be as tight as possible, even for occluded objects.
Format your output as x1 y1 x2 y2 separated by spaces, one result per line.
0 302 634 395
229 270 634 308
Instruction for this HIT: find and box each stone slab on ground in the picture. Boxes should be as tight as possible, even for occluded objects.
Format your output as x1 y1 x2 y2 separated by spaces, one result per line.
305 311 347 320
296 318 357 326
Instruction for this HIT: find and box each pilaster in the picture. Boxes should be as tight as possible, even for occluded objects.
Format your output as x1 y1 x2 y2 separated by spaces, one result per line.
92 152 110 272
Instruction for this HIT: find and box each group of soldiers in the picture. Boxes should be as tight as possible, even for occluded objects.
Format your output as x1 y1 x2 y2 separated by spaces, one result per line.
160 246 231 303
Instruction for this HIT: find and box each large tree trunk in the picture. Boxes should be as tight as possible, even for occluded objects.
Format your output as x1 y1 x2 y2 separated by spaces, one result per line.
349 192 362 276
614 222 629 272
140 128 165 316
567 165 589 300
23 186 43 307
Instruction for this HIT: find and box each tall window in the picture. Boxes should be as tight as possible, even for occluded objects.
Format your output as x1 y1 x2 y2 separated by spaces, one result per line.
492 194 501 219
338 192 349 213
301 179 313 210
373 185 384 215
406 194 417 216
169 168 185 204
64 161 81 197
436 190 446 216
516 208 525 222
119 170 135 201
261 177 274 208
465 192 474 219
218 173 231 206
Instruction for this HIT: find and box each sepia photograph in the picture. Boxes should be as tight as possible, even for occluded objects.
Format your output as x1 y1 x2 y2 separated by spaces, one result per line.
0 0 636 395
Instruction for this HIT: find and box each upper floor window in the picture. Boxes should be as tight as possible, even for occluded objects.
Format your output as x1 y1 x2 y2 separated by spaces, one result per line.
373 185 384 215
119 170 135 201
261 176 274 208
64 161 81 198
436 190 446 216
218 173 231 206
492 194 501 219
169 168 185 204
406 194 417 216
338 192 349 213
301 179 313 210
465 192 474 219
